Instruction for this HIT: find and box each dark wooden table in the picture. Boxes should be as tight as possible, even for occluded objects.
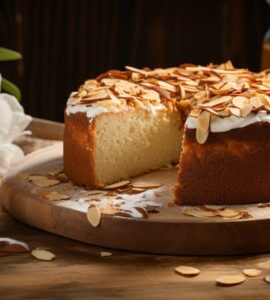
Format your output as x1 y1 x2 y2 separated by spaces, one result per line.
1 119 270 300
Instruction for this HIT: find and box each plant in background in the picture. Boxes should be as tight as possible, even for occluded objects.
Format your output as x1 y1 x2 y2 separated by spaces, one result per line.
0 47 22 100
0 47 32 177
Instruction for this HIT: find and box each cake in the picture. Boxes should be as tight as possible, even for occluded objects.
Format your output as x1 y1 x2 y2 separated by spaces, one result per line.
64 62 270 205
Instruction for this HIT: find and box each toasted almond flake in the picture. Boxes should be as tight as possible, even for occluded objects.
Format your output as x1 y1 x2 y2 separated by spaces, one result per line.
201 96 232 107
175 266 200 276
232 96 249 108
131 182 162 189
100 251 112 257
44 191 70 201
125 66 147 75
218 209 240 218
240 103 253 117
189 108 202 117
218 108 231 117
87 205 102 227
103 180 131 190
198 111 210 132
28 175 60 188
88 190 103 196
204 205 224 211
31 249 56 261
101 205 119 215
264 276 270 283
183 208 218 218
196 128 209 144
47 168 64 176
222 213 244 220
242 269 262 277
157 80 176 92
216 275 245 286
229 107 241 117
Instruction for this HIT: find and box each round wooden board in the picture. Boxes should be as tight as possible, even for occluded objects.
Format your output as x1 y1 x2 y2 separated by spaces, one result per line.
1 143 270 255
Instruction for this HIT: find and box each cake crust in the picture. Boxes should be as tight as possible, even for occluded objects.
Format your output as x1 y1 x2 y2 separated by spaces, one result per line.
175 122 270 205
64 112 98 188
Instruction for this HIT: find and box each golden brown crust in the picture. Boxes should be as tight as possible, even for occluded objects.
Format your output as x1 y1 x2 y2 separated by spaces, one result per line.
64 112 100 188
175 122 270 205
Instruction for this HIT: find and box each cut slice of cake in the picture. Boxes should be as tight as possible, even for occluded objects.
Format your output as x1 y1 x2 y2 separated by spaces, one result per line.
64 109 182 188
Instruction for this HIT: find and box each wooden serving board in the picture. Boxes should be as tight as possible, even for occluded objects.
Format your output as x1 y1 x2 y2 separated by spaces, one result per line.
1 143 270 255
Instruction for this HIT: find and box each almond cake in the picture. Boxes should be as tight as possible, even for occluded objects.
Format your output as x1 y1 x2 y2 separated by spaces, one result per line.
64 62 270 205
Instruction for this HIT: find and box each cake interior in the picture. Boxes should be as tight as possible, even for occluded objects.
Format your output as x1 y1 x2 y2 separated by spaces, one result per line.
94 109 183 186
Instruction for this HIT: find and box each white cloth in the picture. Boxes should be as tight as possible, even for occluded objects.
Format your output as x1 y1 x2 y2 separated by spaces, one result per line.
0 76 32 176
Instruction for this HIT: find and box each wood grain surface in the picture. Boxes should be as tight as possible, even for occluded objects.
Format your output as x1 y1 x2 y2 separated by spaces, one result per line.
2 144 270 256
1 120 270 299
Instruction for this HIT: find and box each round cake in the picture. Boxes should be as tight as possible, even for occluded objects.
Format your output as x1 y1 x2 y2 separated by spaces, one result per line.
64 61 270 205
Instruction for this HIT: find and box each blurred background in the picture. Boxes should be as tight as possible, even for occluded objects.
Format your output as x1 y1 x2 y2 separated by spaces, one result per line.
0 0 270 121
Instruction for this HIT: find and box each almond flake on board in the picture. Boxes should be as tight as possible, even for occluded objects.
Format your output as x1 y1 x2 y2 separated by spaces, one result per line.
264 276 270 283
31 249 56 261
87 205 102 227
28 175 60 188
183 208 218 218
216 275 245 286
175 266 200 276
218 209 240 218
88 190 104 196
242 269 262 277
103 180 131 190
203 205 224 211
44 191 70 201
100 251 112 257
131 182 162 189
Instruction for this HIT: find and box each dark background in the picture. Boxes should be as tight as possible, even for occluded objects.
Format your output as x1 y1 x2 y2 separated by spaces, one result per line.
0 0 269 121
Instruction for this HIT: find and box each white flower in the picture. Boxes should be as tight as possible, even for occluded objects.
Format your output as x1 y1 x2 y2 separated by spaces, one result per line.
0 77 32 176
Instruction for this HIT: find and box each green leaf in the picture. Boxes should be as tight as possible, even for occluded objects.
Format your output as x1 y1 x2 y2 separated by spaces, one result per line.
1 77 21 100
0 47 22 61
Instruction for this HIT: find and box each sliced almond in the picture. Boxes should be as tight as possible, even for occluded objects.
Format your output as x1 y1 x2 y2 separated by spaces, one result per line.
31 249 56 261
103 180 130 190
44 191 70 201
264 276 270 283
88 190 103 196
196 128 209 144
240 103 253 117
198 111 210 132
216 275 245 286
87 205 102 227
175 266 200 276
189 108 202 117
229 107 241 117
183 208 218 218
101 205 119 215
232 96 249 108
131 182 162 189
242 269 262 277
218 209 240 218
28 175 60 188
201 96 232 108
100 251 112 257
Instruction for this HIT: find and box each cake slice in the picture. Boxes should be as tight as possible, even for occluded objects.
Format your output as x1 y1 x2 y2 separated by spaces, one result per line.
64 109 182 188
64 68 186 188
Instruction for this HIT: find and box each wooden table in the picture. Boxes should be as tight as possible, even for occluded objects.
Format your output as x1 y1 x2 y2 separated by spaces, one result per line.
1 119 270 300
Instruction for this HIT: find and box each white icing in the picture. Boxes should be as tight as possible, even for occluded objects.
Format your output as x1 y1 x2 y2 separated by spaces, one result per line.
186 111 270 133
66 93 167 119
